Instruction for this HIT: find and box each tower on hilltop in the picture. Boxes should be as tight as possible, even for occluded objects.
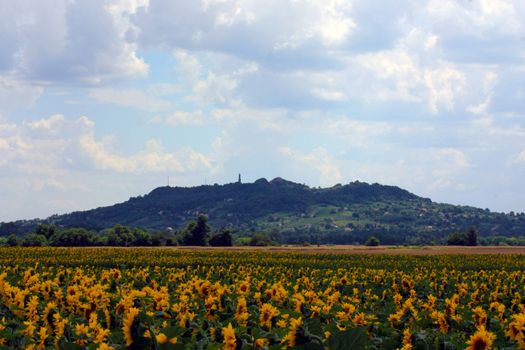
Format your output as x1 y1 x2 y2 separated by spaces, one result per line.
238 173 241 184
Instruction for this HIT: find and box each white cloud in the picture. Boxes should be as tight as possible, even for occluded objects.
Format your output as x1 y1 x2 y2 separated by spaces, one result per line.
424 67 466 114
163 50 262 111
173 50 203 80
320 117 393 147
0 0 147 85
513 150 525 164
0 75 43 118
0 114 213 175
76 118 212 173
311 88 346 102
25 114 65 132
162 111 205 127
281 146 343 186
127 0 524 118
0 113 216 220
88 88 176 112
135 0 357 56
437 148 469 168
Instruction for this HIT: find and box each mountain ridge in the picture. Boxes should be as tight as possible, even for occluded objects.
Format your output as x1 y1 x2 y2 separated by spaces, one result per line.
1 178 524 244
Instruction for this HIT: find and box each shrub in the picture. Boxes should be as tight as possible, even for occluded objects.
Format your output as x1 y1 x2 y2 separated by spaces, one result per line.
209 229 233 247
365 236 380 246
22 233 48 247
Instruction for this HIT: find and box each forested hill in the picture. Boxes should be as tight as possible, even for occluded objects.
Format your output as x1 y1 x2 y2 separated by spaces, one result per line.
43 178 419 230
2 178 525 244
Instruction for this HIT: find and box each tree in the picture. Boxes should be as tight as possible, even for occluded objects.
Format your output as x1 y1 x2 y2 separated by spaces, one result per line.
466 227 478 246
49 228 99 246
249 232 276 246
209 229 233 247
6 234 19 247
106 225 135 246
132 228 152 246
447 233 467 246
35 224 56 240
22 234 48 247
447 228 477 246
183 214 210 246
365 236 380 246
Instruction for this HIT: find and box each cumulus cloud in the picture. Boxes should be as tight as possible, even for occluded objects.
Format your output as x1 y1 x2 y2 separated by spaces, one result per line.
133 0 357 61
0 76 43 118
88 88 176 112
436 148 470 168
0 0 147 85
0 114 213 175
126 0 524 117
153 110 206 127
280 146 343 186
513 150 525 164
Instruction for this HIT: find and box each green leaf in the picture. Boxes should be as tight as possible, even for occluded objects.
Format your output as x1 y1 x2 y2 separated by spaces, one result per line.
303 318 323 338
326 327 368 350
59 342 84 350
292 341 324 350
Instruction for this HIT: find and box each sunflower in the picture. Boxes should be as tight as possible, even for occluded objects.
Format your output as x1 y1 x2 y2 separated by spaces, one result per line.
97 343 115 350
431 311 449 334
399 328 413 350
234 297 249 326
466 326 495 350
74 325 90 346
38 327 49 350
238 280 250 295
472 307 487 327
255 338 269 348
122 307 140 347
506 313 525 349
156 333 167 344
223 323 236 350
282 317 302 348
23 321 36 337
26 295 39 322
259 303 280 330
42 302 57 332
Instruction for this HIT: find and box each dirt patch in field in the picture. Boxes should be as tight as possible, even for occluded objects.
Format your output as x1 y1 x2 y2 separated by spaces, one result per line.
169 245 525 255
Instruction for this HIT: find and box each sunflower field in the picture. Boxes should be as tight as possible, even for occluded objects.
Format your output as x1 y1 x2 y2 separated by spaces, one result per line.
0 247 525 349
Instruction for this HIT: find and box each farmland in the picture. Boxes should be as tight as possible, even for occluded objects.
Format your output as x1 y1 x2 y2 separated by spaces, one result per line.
1 248 525 349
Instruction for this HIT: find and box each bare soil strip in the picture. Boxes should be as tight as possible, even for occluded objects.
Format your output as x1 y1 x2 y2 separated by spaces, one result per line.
167 245 525 255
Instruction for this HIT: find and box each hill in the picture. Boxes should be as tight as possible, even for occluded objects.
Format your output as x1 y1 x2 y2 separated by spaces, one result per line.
1 178 524 244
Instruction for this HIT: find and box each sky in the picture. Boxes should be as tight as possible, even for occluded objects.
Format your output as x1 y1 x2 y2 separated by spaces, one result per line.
1 0 524 221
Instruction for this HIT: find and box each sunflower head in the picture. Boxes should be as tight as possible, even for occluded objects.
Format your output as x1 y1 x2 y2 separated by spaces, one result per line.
122 307 140 347
466 326 496 350
222 323 236 350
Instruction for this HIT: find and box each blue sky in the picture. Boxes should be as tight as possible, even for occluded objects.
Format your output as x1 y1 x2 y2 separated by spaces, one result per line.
1 0 524 221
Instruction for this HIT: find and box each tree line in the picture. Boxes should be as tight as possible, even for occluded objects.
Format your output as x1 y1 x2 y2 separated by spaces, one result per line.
0 214 248 247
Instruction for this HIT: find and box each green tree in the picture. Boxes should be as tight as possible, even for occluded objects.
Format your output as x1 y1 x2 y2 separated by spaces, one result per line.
447 232 467 246
209 228 233 247
249 232 276 246
49 228 99 246
183 214 210 246
106 225 135 246
6 234 19 247
132 228 153 246
35 224 56 240
22 233 48 247
465 227 478 246
365 236 380 246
